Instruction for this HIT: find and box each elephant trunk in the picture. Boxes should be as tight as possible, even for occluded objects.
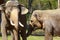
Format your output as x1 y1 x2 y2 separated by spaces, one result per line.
26 24 34 37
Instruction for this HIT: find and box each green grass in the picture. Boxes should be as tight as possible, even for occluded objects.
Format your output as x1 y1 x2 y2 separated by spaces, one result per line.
27 36 44 40
0 36 2 40
0 35 60 40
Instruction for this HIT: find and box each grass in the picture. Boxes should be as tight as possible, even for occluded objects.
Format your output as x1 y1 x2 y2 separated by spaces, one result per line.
0 35 60 40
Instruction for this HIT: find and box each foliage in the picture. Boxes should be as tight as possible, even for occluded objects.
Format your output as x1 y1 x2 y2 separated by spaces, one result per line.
19 0 58 10
5 0 58 11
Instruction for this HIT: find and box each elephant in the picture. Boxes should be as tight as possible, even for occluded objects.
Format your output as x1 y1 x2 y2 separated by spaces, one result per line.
29 9 60 40
0 0 28 40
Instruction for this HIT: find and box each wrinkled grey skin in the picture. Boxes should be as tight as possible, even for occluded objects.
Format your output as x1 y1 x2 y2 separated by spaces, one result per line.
29 9 60 40
0 0 28 40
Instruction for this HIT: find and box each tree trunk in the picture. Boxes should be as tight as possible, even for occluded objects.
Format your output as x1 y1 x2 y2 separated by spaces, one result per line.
58 0 60 8
28 0 33 13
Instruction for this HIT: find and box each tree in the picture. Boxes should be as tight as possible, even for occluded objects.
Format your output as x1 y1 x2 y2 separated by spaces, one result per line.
58 0 60 8
28 0 33 13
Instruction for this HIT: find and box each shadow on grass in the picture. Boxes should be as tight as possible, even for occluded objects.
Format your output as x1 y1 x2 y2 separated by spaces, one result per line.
0 32 2 36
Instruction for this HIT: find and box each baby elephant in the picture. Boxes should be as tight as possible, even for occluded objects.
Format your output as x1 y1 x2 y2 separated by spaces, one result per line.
29 9 60 40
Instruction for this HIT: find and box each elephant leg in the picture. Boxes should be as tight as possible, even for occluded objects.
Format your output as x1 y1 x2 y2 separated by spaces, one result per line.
1 25 7 40
10 28 20 40
18 30 20 40
10 30 15 40
1 13 7 40
43 21 53 40
21 28 27 40
45 28 53 40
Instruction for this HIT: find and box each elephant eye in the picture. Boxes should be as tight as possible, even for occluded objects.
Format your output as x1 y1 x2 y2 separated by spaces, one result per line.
30 20 33 23
38 14 41 17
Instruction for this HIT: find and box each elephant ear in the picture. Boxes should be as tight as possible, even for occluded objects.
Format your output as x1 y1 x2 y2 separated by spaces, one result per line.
21 6 28 15
34 12 41 21
0 4 5 11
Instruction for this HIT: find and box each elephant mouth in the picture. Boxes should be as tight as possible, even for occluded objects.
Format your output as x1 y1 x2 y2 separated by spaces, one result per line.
33 24 41 30
33 25 38 28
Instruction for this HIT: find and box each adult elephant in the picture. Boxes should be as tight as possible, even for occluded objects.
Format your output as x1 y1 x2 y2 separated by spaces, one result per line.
0 0 28 40
29 9 60 40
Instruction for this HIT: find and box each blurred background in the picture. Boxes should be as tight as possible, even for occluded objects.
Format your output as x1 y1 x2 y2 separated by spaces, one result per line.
0 0 60 40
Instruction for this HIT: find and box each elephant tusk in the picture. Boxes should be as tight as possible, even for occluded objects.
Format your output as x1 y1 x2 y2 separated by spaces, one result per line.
10 20 24 27
19 22 24 27
10 20 15 26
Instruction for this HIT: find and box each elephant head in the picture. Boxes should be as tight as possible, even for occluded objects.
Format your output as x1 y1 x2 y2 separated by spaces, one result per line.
27 10 44 36
30 10 43 29
0 0 28 27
